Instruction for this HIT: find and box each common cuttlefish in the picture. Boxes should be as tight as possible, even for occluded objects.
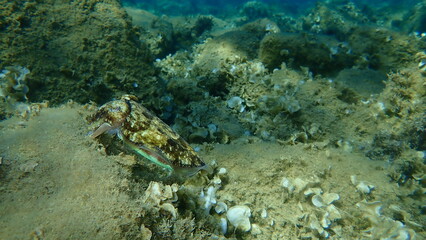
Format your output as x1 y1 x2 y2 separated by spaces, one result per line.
87 95 210 176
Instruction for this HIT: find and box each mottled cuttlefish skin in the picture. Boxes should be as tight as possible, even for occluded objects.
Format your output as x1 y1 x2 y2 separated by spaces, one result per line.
88 95 206 170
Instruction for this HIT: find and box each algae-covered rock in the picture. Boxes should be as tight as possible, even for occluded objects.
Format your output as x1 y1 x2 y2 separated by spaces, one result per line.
193 30 260 72
397 1 426 33
0 0 157 105
259 33 354 74
125 7 175 58
241 1 271 21
348 26 422 72
335 68 386 98
302 2 369 39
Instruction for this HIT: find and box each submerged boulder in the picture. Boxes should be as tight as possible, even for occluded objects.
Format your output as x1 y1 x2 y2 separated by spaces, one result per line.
0 0 156 105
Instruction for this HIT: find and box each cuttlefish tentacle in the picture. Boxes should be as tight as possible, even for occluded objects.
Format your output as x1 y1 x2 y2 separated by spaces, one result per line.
90 122 118 138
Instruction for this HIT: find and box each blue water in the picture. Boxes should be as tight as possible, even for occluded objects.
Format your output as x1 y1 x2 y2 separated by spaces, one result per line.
123 0 419 17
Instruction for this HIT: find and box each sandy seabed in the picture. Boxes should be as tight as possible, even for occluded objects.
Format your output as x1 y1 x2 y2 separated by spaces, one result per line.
0 105 423 239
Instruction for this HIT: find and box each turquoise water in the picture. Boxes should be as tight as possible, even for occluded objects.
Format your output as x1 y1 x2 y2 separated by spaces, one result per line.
123 0 420 20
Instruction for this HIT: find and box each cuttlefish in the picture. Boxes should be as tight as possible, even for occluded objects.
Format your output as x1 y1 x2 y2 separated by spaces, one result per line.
87 95 210 176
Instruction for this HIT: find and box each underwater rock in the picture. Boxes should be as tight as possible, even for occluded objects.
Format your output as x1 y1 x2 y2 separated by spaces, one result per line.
188 127 209 143
281 177 296 193
351 175 375 194
304 187 323 197
366 131 404 162
227 96 245 112
356 200 382 217
125 7 175 58
200 186 217 214
347 26 420 72
302 1 368 39
389 205 423 231
193 30 260 73
260 209 268 219
214 202 228 214
259 33 355 74
311 192 340 208
169 14 220 51
166 77 205 104
356 200 417 239
311 195 325 208
1 0 156 105
18 161 38 173
143 181 179 219
226 205 252 232
326 204 342 222
415 51 426 76
259 32 354 74
160 202 178 219
193 15 214 36
335 68 386 98
143 181 179 206
309 214 330 238
258 95 301 114
0 66 36 119
192 19 280 76
241 1 270 21
217 167 227 175
250 223 262 235
220 217 227 235
282 176 320 194
0 66 30 102
397 1 426 33
140 225 152 240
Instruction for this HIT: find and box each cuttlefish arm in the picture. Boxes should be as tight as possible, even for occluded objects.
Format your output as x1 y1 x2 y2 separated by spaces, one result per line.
89 123 117 138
